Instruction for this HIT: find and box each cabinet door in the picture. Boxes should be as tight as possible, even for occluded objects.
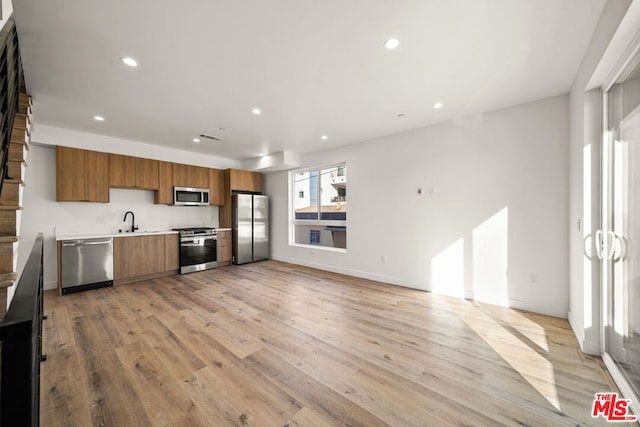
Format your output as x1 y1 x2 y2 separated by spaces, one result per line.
172 163 189 187
217 230 232 263
139 235 165 275
114 236 141 280
229 169 262 192
56 146 86 201
56 147 109 202
164 234 179 271
209 168 225 205
136 158 159 190
192 166 209 189
173 163 208 188
85 150 110 202
155 161 173 204
109 154 136 187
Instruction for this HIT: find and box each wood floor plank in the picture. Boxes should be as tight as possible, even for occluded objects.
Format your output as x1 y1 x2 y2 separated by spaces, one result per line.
71 313 153 426
246 349 390 427
187 308 263 359
40 260 630 426
115 339 210 427
285 407 335 427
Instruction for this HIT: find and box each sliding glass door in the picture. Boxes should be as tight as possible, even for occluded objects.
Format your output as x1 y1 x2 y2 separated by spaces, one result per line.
602 58 640 408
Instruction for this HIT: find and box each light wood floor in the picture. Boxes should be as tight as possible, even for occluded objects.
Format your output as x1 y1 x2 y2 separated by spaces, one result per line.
41 260 629 426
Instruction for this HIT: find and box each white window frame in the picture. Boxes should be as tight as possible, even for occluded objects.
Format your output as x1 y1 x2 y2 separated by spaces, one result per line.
289 162 347 252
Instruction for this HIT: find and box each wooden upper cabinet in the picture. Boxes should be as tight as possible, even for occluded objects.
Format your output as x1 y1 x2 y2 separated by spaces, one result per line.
229 169 262 193
173 164 208 189
85 151 110 202
135 158 159 190
56 146 109 202
209 168 225 206
56 146 86 201
109 154 136 187
109 154 159 190
155 161 173 204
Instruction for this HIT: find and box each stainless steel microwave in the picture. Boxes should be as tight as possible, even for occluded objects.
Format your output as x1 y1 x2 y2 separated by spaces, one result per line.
173 187 210 206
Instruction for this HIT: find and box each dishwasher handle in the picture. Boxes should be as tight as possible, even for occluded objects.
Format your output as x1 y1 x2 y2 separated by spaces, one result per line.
62 239 113 247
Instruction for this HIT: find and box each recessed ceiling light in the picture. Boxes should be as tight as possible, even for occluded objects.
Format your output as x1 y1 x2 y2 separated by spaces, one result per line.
192 138 201 143
252 108 261 115
121 57 138 67
384 38 399 50
93 115 105 121
321 135 328 140
433 102 444 109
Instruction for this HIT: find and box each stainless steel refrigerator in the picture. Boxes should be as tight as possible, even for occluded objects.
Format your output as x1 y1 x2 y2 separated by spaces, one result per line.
232 194 269 264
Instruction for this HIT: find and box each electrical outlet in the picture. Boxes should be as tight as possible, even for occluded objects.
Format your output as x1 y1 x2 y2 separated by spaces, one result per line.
380 255 387 263
529 273 538 284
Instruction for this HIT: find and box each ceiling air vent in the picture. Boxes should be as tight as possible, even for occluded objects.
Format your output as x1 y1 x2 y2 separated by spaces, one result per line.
199 133 223 142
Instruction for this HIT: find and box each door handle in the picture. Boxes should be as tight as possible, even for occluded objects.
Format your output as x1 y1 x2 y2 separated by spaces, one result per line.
583 234 593 261
595 230 604 260
607 231 626 262
81 240 112 246
593 230 626 261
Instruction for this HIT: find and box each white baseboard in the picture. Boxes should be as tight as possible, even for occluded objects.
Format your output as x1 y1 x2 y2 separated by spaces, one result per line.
44 280 57 291
567 310 585 350
270 255 570 318
270 254 430 291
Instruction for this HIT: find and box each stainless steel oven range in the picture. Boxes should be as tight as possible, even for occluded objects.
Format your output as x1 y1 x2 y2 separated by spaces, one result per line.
172 227 217 274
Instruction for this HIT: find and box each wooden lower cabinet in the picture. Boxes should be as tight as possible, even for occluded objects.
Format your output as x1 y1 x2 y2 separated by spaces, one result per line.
217 230 232 265
114 233 179 283
114 236 141 280
164 234 179 271
139 235 165 275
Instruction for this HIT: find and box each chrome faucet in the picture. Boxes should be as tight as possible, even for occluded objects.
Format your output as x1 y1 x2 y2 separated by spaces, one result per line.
123 211 138 233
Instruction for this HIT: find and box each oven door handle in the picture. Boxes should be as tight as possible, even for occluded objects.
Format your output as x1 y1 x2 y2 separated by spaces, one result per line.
180 237 217 245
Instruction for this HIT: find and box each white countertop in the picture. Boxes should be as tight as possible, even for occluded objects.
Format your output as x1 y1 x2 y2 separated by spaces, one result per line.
56 230 179 241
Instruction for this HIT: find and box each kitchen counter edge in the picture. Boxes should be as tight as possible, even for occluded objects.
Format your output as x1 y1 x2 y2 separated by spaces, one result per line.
56 230 180 241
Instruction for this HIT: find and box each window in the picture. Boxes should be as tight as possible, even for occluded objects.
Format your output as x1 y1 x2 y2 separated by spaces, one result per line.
291 163 347 250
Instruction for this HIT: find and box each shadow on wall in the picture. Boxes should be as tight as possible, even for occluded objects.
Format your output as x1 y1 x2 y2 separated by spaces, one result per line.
431 206 509 306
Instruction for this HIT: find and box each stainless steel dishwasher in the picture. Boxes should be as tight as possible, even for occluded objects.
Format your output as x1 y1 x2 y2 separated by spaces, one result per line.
60 237 114 294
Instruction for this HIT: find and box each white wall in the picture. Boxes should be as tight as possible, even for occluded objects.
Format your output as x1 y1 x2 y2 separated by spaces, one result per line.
1 0 13 30
568 0 632 354
266 94 570 318
14 125 242 294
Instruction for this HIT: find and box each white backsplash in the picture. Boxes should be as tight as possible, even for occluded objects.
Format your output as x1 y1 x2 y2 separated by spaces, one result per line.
53 188 219 237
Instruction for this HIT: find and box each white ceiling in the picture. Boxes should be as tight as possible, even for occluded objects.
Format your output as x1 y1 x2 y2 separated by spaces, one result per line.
12 0 606 161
